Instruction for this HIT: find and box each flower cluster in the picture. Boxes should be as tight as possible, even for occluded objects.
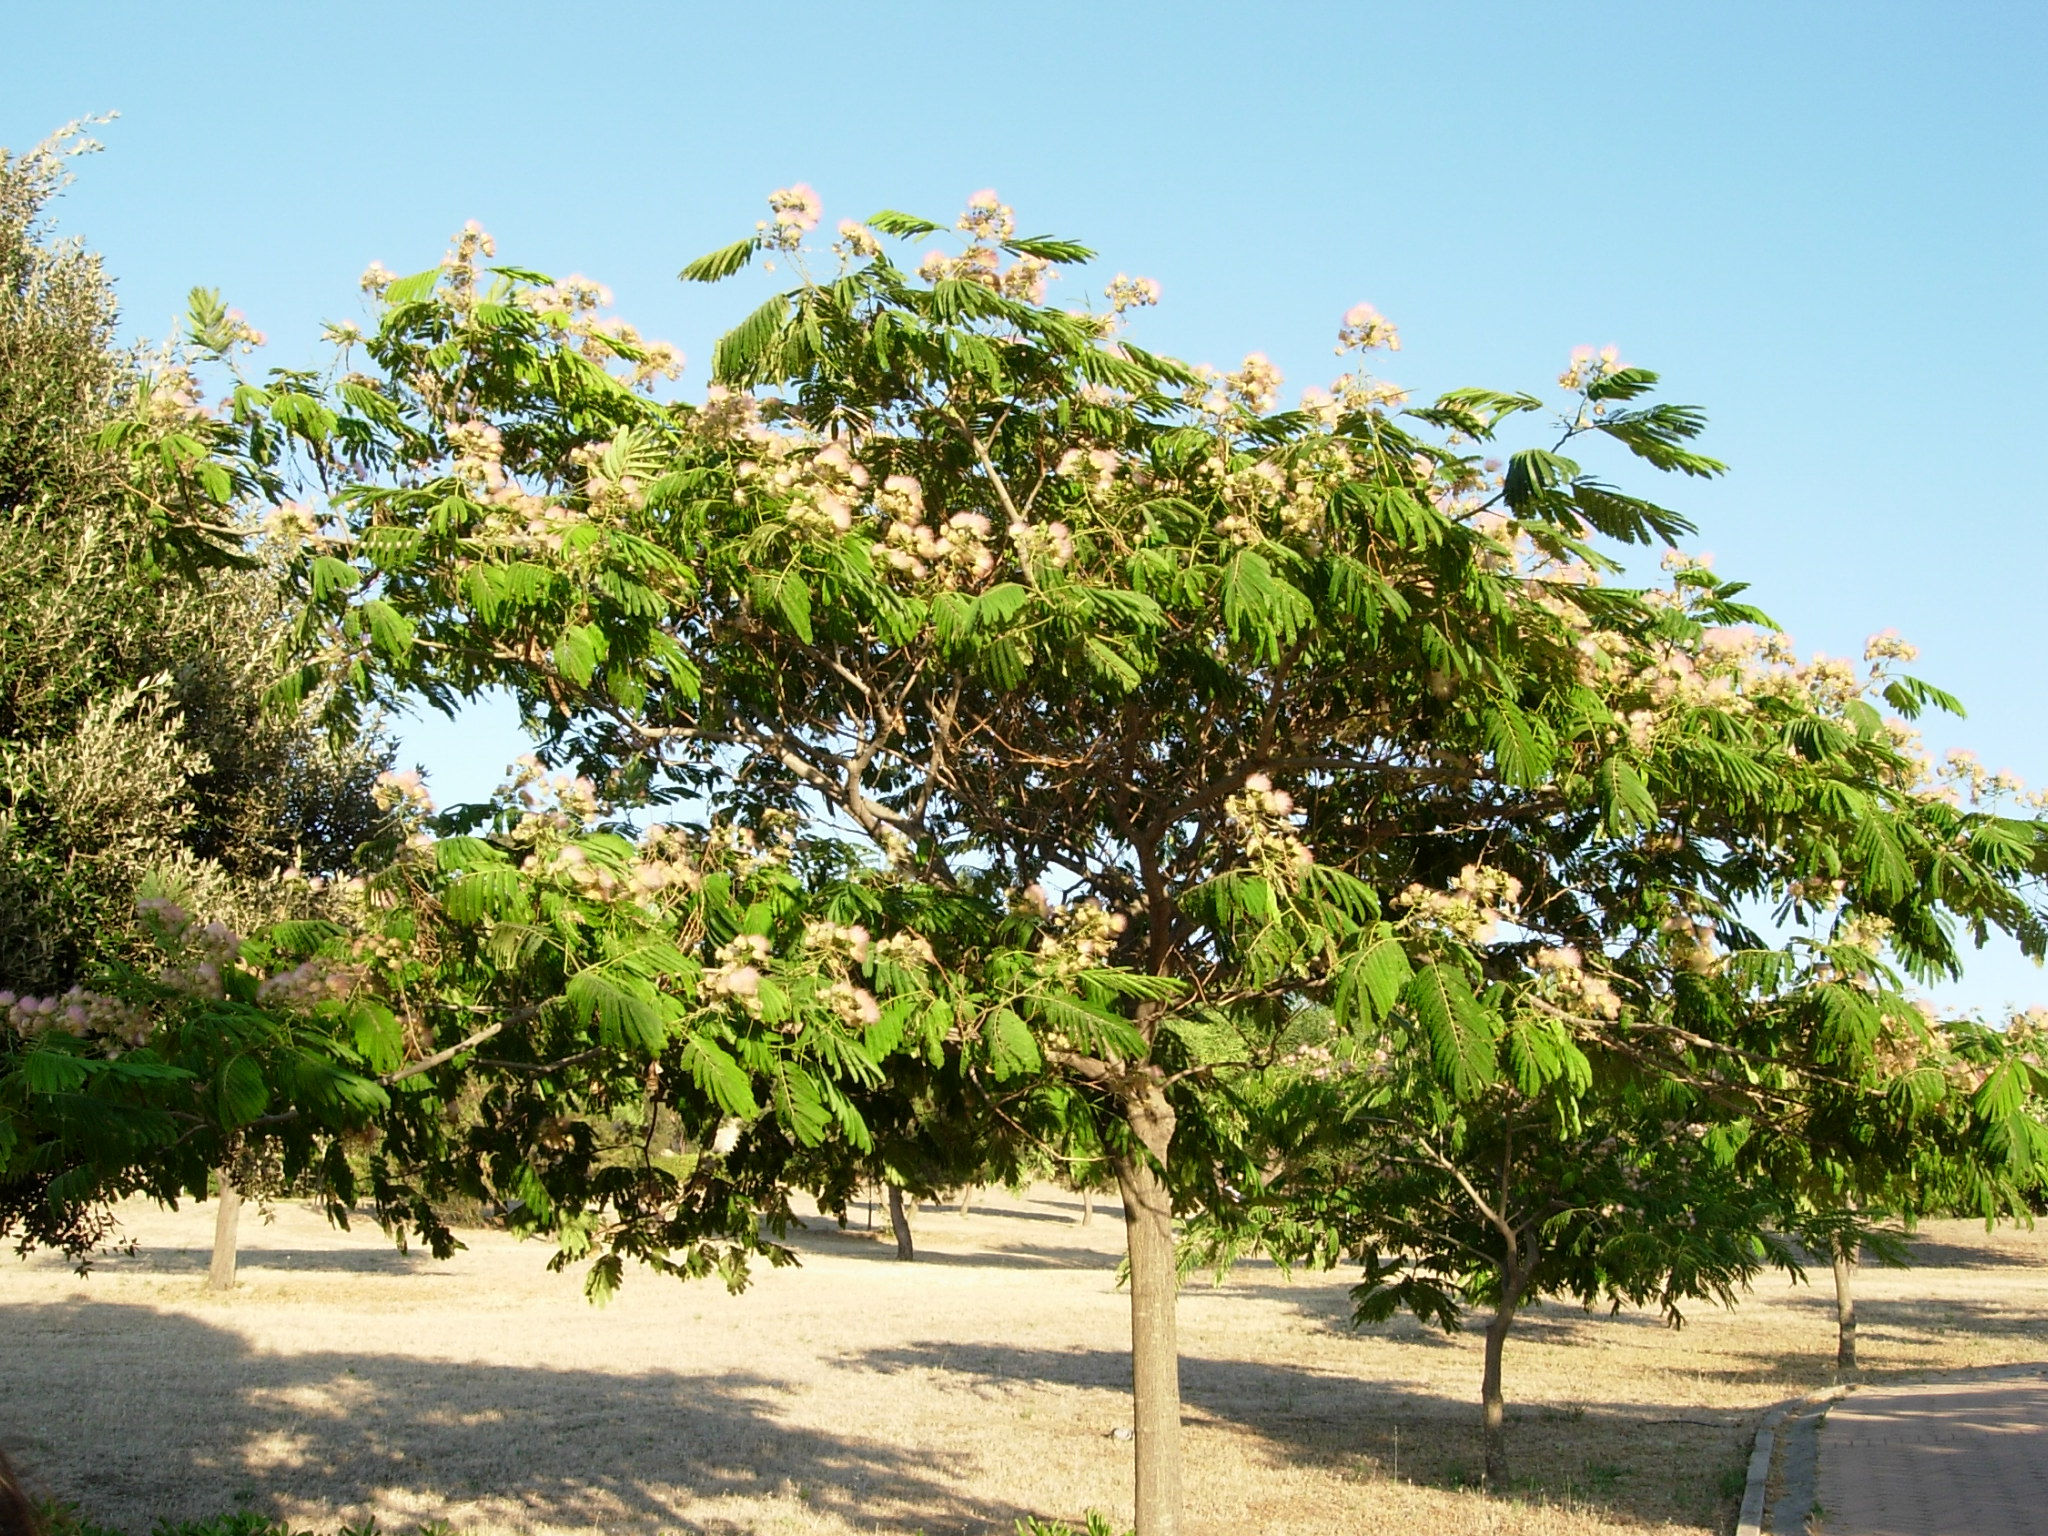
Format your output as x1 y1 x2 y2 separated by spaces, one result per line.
1021 886 1129 977
1395 864 1524 946
1056 446 1120 494
2 986 151 1049
137 897 244 1001
834 219 882 260
696 385 769 445
706 933 772 1012
957 187 1016 243
1224 773 1315 882
503 755 601 824
1336 302 1400 354
819 980 882 1029
802 920 872 966
762 183 822 251
1558 344 1624 392
260 500 320 545
1104 273 1162 313
876 509 996 586
1661 908 1721 975
1224 353 1284 414
1009 517 1076 569
1530 946 1622 1019
256 958 361 1009
917 243 1047 301
873 931 938 970
374 768 436 819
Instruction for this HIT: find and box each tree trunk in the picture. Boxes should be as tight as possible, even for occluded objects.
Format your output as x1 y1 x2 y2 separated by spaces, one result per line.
1114 1084 1182 1536
208 1170 243 1292
957 1186 973 1217
1481 1304 1513 1487
1832 1238 1858 1371
887 1183 914 1261
1079 1185 1094 1227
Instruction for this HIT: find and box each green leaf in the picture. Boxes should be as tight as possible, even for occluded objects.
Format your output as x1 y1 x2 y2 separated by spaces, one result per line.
20 1049 86 1095
1483 702 1555 788
554 624 606 687
309 556 359 601
382 267 442 307
712 294 790 384
1335 926 1413 1028
866 209 942 238
1502 448 1580 523
679 238 758 283
988 1008 1044 1079
217 1054 270 1127
682 1037 756 1116
1002 235 1096 264
1598 757 1658 836
1881 675 1966 721
1403 964 1498 1098
566 971 666 1054
361 599 414 661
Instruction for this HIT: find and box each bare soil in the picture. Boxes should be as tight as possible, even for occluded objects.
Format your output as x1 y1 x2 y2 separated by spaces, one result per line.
6 1189 2047 1536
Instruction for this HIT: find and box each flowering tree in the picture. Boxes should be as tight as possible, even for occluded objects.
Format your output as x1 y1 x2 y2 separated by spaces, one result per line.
235 180 1855 1532
1183 548 2048 1482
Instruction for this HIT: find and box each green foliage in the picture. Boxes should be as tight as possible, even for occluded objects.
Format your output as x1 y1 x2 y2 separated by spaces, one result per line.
0 125 390 1256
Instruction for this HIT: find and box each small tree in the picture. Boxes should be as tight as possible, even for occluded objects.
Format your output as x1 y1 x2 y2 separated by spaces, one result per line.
1203 1057 1783 1486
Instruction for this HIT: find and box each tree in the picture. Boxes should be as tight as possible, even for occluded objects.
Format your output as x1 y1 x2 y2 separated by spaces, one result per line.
1760 992 2048 1371
0 123 391 1265
1200 1050 1786 1486
247 185 1793 1533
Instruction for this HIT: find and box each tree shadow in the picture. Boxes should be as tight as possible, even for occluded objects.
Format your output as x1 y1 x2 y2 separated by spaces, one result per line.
783 1225 1118 1272
69 1242 446 1278
839 1339 1749 1529
1 1301 1029 1536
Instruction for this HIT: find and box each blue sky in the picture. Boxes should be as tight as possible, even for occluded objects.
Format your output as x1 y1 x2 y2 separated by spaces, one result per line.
11 1 2046 1009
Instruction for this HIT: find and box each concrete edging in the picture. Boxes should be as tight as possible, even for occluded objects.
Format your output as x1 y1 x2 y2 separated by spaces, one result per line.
1735 1385 1850 1536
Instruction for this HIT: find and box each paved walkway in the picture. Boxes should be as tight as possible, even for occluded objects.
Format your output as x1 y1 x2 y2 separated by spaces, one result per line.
1814 1368 2048 1534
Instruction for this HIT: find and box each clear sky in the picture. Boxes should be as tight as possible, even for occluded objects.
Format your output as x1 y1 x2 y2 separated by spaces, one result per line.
11 1 2046 1010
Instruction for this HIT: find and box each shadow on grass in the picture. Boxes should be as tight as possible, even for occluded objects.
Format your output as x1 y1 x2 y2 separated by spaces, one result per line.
1 1301 1030 1536
786 1226 1118 1272
843 1339 1750 1530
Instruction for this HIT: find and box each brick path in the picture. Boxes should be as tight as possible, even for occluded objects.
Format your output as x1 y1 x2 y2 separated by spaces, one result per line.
1814 1369 2048 1534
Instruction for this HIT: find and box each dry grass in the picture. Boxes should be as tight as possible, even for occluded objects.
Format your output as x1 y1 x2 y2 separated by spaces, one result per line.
6 1188 2048 1536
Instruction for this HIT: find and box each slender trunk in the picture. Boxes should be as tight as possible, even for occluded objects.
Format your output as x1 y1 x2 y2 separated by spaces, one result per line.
1115 1084 1182 1536
886 1183 914 1261
958 1186 973 1217
1832 1238 1858 1371
1079 1185 1094 1227
1481 1303 1513 1487
208 1170 242 1292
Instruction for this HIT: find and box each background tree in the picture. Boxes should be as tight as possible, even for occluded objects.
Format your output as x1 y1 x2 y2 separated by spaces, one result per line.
1199 1047 1787 1486
0 123 391 1267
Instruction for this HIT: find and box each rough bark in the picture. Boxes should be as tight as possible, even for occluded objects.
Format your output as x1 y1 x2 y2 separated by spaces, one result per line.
1833 1238 1858 1371
886 1183 914 1261
1115 1083 1183 1536
208 1171 242 1292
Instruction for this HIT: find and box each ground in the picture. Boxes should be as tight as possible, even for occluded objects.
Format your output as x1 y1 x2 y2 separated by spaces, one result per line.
5 1190 2047 1536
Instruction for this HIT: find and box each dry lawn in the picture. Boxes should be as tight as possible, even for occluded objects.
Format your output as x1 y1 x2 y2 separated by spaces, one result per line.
6 1188 2048 1536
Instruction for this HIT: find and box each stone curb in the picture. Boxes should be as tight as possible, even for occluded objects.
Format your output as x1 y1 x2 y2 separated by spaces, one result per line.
1735 1385 1850 1536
